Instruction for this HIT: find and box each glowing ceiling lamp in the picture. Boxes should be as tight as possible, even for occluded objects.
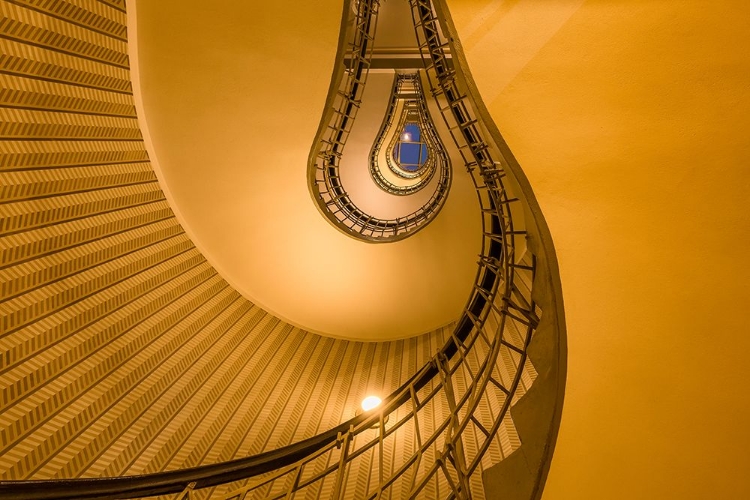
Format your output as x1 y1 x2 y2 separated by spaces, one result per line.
361 396 382 412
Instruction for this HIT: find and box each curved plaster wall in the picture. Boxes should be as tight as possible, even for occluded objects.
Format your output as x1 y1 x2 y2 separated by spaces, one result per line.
447 1 750 499
0 2 534 496
132 0 482 341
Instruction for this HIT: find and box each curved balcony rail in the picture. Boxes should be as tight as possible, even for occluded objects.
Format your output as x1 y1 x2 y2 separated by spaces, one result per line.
381 77 435 182
369 73 450 197
0 0 565 498
307 0 449 243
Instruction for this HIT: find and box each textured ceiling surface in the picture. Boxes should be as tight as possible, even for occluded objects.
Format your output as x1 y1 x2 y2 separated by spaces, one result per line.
0 1 531 494
2 0 748 498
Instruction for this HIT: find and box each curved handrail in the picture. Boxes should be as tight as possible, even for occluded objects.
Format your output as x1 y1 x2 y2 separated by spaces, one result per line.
380 77 435 182
369 73 450 197
307 0 450 243
0 0 564 498
0 362 438 500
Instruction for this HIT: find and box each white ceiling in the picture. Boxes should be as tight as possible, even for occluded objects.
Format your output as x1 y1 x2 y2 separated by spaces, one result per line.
132 0 481 341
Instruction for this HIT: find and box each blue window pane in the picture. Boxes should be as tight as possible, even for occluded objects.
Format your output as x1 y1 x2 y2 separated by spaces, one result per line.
404 123 421 142
393 123 428 171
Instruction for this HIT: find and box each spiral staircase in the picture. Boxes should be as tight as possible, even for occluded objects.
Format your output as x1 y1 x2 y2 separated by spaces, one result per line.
0 0 566 498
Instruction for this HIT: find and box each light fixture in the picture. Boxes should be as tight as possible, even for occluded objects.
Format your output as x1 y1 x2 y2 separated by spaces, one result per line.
401 132 411 142
361 395 382 412
355 395 389 427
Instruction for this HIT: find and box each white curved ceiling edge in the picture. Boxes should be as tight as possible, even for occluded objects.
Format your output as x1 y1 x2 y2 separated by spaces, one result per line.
126 0 483 341
125 0 277 333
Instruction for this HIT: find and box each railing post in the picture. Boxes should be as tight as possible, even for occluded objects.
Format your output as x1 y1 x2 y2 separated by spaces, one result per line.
175 481 197 500
284 464 303 500
331 426 354 500
436 352 471 499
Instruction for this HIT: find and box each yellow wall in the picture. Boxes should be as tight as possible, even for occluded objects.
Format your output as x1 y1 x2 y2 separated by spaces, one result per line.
448 0 750 497
0 1 472 485
3 0 749 496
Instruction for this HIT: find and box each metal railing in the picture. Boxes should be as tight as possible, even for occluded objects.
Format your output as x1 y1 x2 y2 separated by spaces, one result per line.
308 0 451 243
0 0 553 498
368 73 451 198
194 0 541 497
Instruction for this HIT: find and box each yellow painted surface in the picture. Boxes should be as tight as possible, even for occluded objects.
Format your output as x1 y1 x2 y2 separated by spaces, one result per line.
133 0 750 493
449 0 750 497
134 0 482 341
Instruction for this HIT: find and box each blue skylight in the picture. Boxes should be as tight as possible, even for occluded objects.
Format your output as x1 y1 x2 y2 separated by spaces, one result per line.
393 123 428 172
